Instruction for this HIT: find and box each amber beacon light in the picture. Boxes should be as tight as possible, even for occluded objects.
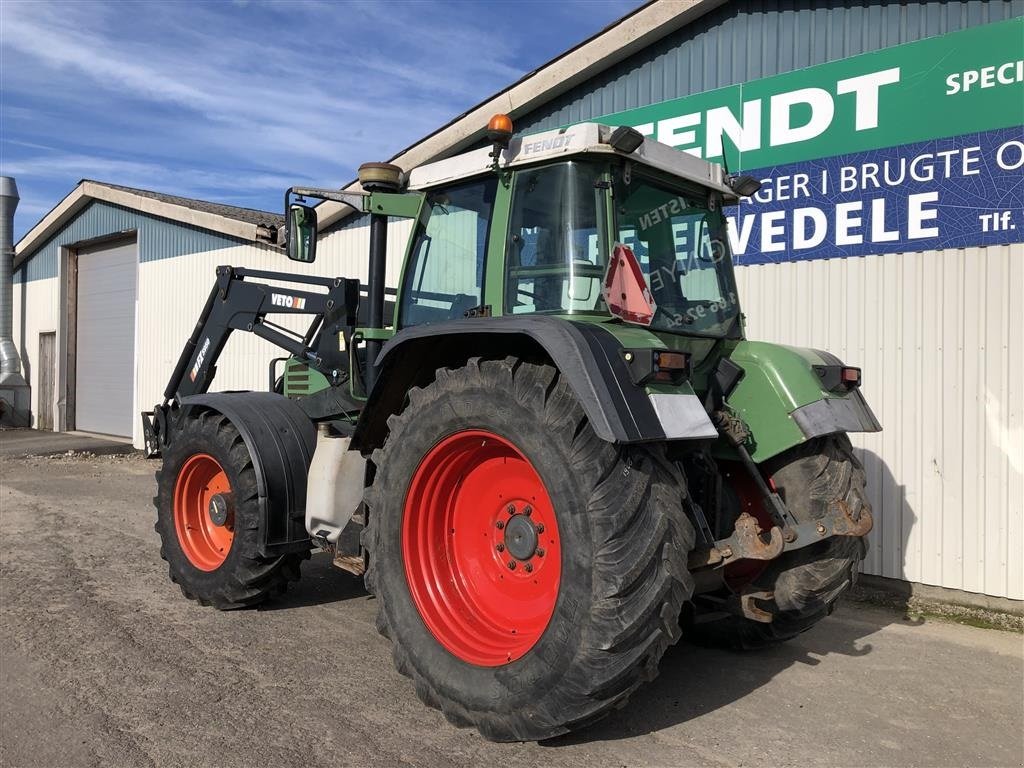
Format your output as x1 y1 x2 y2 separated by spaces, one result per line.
487 114 514 147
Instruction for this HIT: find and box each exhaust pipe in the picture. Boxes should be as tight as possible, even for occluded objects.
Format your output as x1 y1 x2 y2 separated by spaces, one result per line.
1 176 30 426
0 176 24 385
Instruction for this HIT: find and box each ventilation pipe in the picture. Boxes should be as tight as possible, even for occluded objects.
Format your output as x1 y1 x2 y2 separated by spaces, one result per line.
0 176 30 426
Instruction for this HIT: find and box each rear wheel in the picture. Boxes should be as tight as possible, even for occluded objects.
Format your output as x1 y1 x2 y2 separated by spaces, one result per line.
154 410 307 609
688 434 869 649
363 357 695 741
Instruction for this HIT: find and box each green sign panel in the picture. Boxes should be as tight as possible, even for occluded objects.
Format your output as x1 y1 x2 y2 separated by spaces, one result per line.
596 17 1024 170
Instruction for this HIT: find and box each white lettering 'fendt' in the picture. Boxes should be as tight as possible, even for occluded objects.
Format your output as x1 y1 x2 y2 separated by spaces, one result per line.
520 134 575 155
271 293 306 310
634 67 902 160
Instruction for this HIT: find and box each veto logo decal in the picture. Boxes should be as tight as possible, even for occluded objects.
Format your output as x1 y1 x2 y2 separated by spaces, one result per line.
189 337 211 382
271 293 306 310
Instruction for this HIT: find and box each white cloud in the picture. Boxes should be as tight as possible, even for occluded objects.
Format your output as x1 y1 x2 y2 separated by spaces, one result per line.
0 0 640 234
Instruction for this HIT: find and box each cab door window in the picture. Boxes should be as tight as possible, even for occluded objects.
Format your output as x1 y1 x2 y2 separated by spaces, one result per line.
505 162 608 316
399 177 497 327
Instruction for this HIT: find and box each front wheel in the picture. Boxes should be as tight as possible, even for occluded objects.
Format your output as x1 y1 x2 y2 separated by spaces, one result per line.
363 357 695 741
154 410 306 609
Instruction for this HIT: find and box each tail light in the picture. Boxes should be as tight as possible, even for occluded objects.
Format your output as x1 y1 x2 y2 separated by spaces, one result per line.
813 364 862 391
622 349 690 385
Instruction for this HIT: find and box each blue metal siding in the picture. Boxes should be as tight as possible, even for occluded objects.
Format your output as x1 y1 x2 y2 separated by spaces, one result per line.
518 0 1024 134
15 200 247 282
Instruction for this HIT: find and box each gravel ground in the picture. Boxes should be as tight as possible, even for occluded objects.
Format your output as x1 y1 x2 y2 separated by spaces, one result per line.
2 453 1022 768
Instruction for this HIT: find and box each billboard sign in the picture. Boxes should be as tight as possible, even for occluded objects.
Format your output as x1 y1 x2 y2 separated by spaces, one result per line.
592 18 1024 264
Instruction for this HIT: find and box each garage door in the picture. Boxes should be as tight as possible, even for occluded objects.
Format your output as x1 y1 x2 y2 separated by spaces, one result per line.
75 240 137 437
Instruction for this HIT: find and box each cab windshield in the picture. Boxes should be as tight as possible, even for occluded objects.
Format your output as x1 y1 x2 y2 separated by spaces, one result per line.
616 177 740 337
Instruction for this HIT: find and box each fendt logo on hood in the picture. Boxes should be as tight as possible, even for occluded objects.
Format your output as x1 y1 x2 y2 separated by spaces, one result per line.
271 293 306 310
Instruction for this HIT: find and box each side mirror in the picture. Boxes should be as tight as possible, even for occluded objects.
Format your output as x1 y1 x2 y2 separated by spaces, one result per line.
287 203 318 263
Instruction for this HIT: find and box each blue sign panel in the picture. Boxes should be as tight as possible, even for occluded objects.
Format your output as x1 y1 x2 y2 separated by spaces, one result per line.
728 126 1024 265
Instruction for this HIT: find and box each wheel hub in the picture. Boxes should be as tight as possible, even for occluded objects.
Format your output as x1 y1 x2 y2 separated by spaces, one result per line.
208 493 232 527
503 513 538 561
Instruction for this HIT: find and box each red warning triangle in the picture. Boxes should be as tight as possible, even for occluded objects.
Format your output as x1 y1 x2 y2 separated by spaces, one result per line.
602 243 657 326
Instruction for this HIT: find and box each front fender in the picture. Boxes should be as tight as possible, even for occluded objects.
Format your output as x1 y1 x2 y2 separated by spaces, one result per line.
177 392 316 556
725 341 881 462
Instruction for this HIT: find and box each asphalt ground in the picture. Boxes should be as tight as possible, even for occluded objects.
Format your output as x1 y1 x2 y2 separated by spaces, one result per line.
2 452 1022 768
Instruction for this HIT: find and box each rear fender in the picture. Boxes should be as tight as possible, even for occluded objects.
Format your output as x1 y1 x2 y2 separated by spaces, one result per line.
177 392 316 556
351 317 718 452
725 341 881 462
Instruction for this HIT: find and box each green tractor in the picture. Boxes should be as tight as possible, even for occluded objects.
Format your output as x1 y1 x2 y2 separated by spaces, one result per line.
143 115 879 741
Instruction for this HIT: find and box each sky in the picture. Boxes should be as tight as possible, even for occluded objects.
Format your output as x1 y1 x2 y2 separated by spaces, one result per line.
0 0 640 238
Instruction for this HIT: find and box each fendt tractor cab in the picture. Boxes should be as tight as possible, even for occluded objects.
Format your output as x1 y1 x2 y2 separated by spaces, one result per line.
143 115 880 741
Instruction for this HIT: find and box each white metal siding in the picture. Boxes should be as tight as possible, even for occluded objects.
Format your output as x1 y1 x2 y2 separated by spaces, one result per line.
11 276 60 428
317 219 414 289
74 241 138 437
734 244 1024 600
133 234 412 449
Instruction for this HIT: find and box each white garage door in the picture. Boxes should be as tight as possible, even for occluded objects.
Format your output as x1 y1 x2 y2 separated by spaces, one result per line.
75 240 137 437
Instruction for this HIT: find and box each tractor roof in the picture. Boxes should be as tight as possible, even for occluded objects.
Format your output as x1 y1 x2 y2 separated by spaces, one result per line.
407 122 737 200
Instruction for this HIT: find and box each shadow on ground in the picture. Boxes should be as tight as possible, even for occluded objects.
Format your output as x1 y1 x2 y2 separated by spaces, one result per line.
545 601 922 746
260 551 369 610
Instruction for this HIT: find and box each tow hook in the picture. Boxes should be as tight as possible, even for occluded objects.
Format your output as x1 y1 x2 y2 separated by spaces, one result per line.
688 512 784 569
688 500 873 571
739 589 775 623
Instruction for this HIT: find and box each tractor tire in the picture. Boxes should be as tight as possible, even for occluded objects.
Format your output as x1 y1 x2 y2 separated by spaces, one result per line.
363 357 695 742
688 434 869 649
154 409 307 609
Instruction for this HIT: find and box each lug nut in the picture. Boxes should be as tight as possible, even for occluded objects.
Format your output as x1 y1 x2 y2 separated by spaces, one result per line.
495 520 504 530
507 504 516 515
536 523 544 534
496 543 505 552
523 505 533 516
507 560 517 570
535 547 545 558
524 563 533 573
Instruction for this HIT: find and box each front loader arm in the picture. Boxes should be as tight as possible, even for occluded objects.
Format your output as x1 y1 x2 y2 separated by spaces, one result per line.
164 266 359 401
142 265 360 457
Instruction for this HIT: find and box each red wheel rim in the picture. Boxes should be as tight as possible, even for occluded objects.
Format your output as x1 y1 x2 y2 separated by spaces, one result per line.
173 454 234 571
402 430 561 667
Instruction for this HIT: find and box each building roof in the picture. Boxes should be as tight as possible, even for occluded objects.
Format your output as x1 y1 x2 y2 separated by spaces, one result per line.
316 0 725 230
15 179 282 268
94 181 283 229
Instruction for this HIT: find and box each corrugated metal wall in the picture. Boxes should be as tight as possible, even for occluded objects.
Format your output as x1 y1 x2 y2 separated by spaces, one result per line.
10 276 60 427
734 245 1023 600
519 0 1024 135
